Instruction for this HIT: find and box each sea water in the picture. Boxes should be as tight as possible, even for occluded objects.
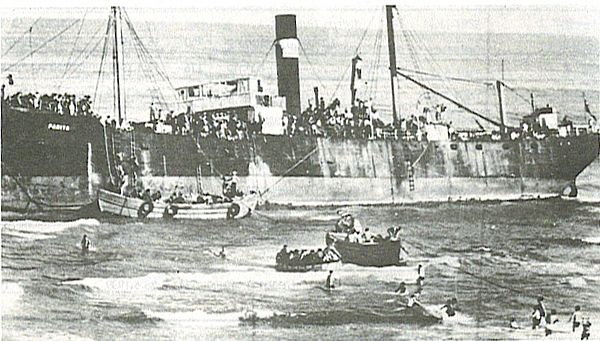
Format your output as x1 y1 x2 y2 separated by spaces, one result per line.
1 201 600 340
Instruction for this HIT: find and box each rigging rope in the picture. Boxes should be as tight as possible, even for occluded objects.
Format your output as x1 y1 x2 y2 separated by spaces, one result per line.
122 8 179 110
397 67 494 87
28 24 35 82
119 8 127 121
330 6 380 102
2 19 81 72
500 81 534 105
128 30 170 111
122 9 177 92
259 143 321 197
60 22 105 84
92 15 113 114
297 39 326 94
254 39 277 76
366 18 384 99
2 17 41 57
61 9 88 83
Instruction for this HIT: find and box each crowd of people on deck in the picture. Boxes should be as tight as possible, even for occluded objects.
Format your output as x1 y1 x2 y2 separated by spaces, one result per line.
276 244 341 268
282 97 390 139
149 102 253 141
145 95 444 142
2 75 94 116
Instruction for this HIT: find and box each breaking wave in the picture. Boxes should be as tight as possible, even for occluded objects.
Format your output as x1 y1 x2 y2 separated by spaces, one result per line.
1 282 24 315
1 219 100 240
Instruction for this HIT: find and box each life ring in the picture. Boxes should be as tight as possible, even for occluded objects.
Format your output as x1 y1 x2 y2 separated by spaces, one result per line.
163 204 178 219
227 203 241 219
137 201 154 218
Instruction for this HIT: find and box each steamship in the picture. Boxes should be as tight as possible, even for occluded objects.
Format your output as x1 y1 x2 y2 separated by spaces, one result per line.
1 6 598 211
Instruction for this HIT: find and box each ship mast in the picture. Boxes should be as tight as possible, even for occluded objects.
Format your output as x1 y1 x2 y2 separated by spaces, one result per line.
111 6 125 125
385 5 399 127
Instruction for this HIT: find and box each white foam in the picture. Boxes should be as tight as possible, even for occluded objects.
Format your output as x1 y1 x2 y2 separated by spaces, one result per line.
64 265 421 305
1 330 94 341
431 256 461 268
582 236 600 245
145 309 240 327
584 275 600 282
563 277 587 288
1 219 100 240
1 282 24 314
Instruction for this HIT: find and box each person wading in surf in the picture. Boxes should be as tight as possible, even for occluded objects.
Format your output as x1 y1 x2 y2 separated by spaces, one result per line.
568 305 582 332
80 234 91 254
325 270 336 289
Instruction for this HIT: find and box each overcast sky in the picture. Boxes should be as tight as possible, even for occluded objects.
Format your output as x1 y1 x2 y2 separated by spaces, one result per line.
1 1 598 37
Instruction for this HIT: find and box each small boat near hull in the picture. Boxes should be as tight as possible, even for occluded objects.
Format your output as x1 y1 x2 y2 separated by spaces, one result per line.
326 232 408 267
97 189 258 219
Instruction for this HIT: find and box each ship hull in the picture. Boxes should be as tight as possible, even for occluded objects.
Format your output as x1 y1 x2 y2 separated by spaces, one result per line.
1 107 107 210
111 130 598 206
2 103 598 208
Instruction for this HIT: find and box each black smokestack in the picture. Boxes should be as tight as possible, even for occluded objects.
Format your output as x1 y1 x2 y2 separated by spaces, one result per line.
275 14 301 117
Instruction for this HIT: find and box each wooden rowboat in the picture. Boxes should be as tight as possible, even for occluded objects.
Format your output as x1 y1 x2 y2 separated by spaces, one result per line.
325 232 408 267
98 189 258 219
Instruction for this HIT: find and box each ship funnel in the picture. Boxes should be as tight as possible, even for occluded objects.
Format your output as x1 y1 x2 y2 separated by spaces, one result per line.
275 14 301 116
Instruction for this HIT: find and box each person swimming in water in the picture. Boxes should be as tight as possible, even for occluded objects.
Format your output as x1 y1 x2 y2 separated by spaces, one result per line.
395 281 409 297
80 234 91 253
509 317 522 329
207 246 226 259
440 298 458 317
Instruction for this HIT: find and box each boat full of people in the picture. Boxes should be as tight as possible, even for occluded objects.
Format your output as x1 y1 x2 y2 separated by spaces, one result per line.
97 175 258 220
275 245 341 272
325 212 408 267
